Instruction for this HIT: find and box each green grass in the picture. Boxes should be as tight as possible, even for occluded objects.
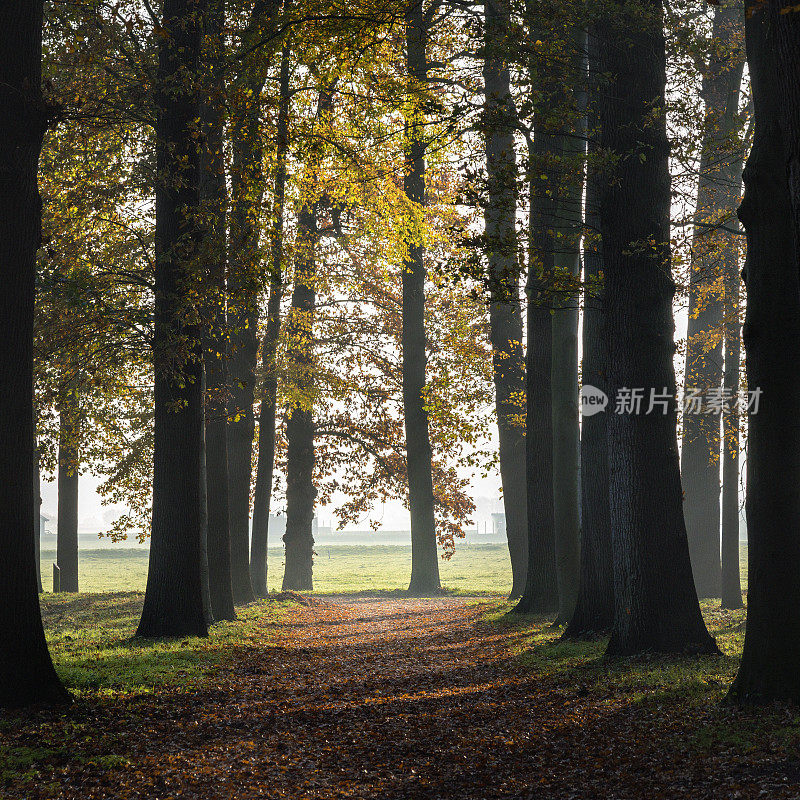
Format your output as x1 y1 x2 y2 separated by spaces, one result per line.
40 592 293 697
486 597 746 701
40 542 516 596
2 593 295 793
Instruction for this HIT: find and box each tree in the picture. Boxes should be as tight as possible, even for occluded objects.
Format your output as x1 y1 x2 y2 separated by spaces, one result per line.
514 0 557 615
0 0 70 707
720 218 742 611
404 0 441 596
549 26 586 626
599 0 717 656
481 0 527 598
681 1 745 598
565 29 614 636
251 43 290 597
56 396 80 592
200 0 236 622
727 0 800 702
137 0 212 639
282 83 334 591
226 0 282 606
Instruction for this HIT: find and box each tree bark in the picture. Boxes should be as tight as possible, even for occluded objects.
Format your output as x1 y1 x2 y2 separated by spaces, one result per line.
137 0 212 639
251 45 290 597
225 0 281 606
550 29 587 626
281 85 332 592
564 28 614 637
201 0 236 622
34 428 43 594
726 0 800 702
0 0 70 707
514 5 557 614
404 0 440 596
56 401 80 593
599 0 718 656
482 0 527 599
720 219 742 610
682 3 745 598
282 201 318 591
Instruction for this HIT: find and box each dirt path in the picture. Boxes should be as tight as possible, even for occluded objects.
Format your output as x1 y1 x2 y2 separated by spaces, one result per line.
15 597 800 799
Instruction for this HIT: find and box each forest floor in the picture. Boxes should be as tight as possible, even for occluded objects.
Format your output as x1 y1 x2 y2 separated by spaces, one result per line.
3 593 800 799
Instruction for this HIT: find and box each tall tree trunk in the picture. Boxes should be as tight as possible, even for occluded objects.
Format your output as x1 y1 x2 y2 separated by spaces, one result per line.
226 297 258 604
137 0 212 639
250 45 290 597
225 0 280 606
599 0 717 656
201 0 235 622
682 3 745 598
482 0 527 599
56 401 80 593
514 3 557 614
281 85 332 592
0 0 70 707
720 221 742 610
282 201 318 591
564 28 614 637
550 29 587 626
726 0 800 702
34 425 43 594
404 0 440 596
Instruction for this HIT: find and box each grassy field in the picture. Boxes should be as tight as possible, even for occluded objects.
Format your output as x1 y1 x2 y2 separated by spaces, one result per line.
40 541 749 596
39 592 292 695
39 542 517 595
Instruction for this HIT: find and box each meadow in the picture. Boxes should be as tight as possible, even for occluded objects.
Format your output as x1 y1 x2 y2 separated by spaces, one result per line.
39 542 517 595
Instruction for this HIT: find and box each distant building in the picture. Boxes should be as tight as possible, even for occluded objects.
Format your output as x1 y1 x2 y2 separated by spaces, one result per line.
491 512 506 538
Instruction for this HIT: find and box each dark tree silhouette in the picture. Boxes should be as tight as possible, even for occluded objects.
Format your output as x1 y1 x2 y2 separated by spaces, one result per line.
682 2 744 598
56 401 80 593
0 0 70 707
404 0 441 596
514 0 557 614
282 199 319 591
565 36 614 635
282 84 333 592
137 0 212 638
201 0 236 623
727 0 800 702
251 45 290 597
482 0 527 598
599 0 717 656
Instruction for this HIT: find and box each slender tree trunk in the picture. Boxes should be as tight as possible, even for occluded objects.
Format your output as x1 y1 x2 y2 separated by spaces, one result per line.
550 29 587 626
137 0 212 639
250 45 290 597
34 425 43 594
514 9 557 613
720 223 742 610
599 0 717 656
282 202 318 591
482 0 527 599
682 3 745 598
225 0 280 606
564 28 614 637
281 85 332 592
404 0 440 596
56 402 80 593
0 0 70 707
726 0 800 702
226 305 258 604
201 0 235 621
